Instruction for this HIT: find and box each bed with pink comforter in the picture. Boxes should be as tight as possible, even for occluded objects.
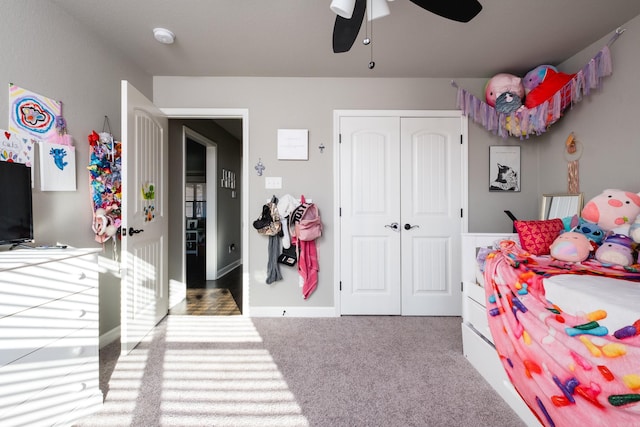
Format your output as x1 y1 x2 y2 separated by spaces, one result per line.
484 240 640 427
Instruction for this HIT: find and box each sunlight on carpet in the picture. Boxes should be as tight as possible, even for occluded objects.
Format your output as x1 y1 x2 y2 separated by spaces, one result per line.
80 316 309 426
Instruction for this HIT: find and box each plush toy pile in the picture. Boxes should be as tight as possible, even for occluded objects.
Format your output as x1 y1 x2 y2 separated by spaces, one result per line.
454 32 621 139
483 65 576 137
550 189 640 267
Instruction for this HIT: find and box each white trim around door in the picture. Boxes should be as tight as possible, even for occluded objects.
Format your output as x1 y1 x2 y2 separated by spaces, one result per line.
333 110 469 316
161 108 250 316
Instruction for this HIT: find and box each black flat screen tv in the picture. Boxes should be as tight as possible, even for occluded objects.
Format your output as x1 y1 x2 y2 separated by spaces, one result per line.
0 161 34 247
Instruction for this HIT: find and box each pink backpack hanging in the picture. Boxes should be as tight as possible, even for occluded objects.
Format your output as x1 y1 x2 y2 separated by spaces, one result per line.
295 196 322 241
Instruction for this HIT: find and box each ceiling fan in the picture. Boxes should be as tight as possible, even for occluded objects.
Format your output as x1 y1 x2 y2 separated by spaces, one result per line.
332 0 483 53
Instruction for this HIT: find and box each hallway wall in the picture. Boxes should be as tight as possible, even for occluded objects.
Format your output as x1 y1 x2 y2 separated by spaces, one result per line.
167 119 242 296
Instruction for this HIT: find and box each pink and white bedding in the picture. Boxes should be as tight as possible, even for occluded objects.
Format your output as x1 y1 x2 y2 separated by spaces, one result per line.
484 240 640 427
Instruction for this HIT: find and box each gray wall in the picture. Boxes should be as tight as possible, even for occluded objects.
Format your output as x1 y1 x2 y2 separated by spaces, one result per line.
154 19 640 311
537 16 640 204
153 77 540 309
0 2 152 337
3 1 639 326
167 119 242 291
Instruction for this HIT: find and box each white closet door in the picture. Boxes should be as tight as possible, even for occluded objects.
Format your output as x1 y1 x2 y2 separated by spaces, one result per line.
338 113 465 316
339 116 402 315
400 117 463 315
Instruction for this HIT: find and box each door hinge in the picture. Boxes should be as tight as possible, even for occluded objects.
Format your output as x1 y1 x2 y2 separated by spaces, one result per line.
339 281 342 291
460 134 463 144
461 281 464 291
339 207 342 217
460 208 463 218
339 134 342 144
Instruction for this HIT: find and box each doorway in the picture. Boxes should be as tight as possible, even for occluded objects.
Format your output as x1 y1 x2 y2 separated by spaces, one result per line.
164 110 247 316
336 111 468 316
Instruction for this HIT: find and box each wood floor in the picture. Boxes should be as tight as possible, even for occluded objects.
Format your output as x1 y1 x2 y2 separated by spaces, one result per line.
169 288 241 315
171 252 242 315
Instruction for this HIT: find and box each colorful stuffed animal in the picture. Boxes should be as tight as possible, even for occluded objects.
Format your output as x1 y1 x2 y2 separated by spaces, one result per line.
550 231 592 262
485 73 525 112
573 217 605 245
629 214 640 243
595 233 635 266
523 67 575 110
522 65 558 94
581 189 640 234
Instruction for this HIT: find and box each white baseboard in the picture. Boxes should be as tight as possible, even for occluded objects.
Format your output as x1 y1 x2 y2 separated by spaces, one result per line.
100 326 120 349
216 259 242 279
249 306 339 317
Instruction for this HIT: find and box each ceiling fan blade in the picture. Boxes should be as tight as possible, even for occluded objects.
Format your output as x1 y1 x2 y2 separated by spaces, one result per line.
332 0 366 53
409 0 482 23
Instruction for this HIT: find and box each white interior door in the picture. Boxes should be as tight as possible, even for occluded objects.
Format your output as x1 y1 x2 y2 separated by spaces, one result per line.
339 113 464 316
400 117 463 315
121 81 169 354
339 116 401 315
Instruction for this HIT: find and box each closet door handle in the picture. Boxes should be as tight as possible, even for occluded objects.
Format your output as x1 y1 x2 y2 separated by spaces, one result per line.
385 222 399 231
404 223 419 231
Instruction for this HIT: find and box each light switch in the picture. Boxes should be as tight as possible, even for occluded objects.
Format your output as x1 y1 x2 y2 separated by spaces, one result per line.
265 176 282 189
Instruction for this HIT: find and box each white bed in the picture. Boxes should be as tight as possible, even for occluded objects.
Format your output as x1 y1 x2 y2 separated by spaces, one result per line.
460 233 542 426
461 233 640 427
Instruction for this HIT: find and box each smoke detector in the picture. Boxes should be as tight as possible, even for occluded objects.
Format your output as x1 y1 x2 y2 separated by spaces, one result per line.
153 28 175 44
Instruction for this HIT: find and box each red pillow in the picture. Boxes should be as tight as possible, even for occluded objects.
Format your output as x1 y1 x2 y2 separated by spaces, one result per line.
524 69 575 109
514 219 565 255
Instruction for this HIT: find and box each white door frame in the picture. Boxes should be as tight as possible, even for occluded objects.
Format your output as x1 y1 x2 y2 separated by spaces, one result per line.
162 108 249 316
333 110 469 316
183 126 218 280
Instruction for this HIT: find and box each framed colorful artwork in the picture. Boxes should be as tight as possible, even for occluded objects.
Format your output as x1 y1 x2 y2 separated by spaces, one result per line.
9 84 61 141
39 141 76 191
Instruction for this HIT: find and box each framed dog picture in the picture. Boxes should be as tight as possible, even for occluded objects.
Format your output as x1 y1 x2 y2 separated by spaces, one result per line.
489 146 520 192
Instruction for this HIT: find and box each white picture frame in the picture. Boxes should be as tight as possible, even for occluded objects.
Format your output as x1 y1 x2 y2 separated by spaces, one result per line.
39 141 76 191
489 145 520 192
277 129 308 160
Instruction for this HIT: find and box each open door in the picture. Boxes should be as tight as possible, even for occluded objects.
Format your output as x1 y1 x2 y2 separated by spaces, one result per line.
120 81 169 354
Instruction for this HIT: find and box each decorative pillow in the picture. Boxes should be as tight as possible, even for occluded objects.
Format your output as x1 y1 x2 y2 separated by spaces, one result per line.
514 218 565 255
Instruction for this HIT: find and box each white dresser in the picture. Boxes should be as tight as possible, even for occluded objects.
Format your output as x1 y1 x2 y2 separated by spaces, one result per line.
0 248 102 427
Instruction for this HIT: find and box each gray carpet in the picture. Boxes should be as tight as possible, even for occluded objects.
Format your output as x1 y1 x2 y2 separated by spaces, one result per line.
76 316 527 427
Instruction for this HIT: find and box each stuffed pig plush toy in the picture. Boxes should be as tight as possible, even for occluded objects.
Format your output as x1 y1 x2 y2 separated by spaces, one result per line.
581 189 640 235
485 73 525 113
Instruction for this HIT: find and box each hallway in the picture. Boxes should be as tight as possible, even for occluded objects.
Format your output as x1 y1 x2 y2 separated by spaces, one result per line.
170 257 243 315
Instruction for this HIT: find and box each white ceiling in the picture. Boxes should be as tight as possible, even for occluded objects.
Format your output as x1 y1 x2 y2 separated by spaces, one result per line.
51 0 640 79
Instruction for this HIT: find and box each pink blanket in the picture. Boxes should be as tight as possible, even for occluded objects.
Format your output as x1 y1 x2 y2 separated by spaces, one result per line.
484 240 640 427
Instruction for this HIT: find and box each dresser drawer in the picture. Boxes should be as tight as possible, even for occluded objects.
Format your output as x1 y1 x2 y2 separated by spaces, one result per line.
0 286 98 367
0 257 98 319
0 325 98 419
0 357 100 427
466 295 493 344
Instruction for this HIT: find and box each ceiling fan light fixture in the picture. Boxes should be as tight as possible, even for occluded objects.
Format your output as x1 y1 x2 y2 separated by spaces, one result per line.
330 0 356 19
153 27 175 44
367 0 390 21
